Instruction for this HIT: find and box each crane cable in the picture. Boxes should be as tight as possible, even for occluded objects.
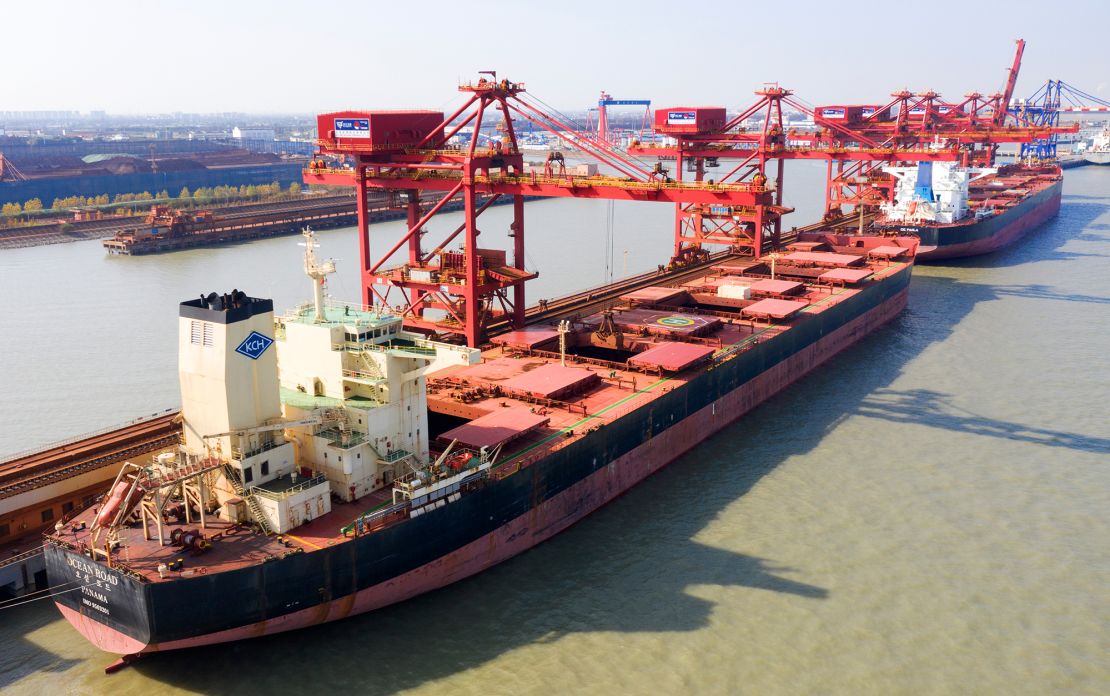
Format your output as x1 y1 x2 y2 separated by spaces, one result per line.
604 200 615 283
517 92 658 173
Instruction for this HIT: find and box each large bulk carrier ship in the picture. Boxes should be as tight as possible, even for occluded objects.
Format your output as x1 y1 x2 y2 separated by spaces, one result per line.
875 161 1062 260
45 226 917 657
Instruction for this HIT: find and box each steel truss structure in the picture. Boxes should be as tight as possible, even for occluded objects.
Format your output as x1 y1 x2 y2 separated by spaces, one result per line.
305 75 771 347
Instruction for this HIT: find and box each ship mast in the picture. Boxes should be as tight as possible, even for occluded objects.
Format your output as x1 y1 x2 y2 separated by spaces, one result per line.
299 227 336 323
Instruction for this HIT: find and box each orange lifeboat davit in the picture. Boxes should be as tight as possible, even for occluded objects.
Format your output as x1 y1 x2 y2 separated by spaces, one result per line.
93 479 141 529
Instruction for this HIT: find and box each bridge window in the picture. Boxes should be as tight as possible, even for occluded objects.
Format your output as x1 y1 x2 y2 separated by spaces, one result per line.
41 508 54 523
261 460 269 476
61 501 74 515
243 466 254 484
0 523 8 538
82 494 97 507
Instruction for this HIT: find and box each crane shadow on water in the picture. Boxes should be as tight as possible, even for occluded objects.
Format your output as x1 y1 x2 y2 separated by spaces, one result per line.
114 272 1009 695
856 388 1110 454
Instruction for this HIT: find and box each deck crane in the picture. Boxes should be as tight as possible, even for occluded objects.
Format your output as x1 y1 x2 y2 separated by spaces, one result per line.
304 74 773 347
996 39 1026 127
201 414 340 441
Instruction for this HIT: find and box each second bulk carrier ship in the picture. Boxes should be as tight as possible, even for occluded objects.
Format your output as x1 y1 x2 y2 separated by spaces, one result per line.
875 160 1062 260
45 223 917 657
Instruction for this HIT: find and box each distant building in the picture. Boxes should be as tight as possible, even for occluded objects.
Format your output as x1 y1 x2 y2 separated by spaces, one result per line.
232 126 276 141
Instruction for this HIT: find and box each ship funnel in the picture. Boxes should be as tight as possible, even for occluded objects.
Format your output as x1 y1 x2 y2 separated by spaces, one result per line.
178 291 280 459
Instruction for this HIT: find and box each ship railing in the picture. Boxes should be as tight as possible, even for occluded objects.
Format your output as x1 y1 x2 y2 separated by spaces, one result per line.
344 500 410 537
334 340 387 353
411 337 472 356
249 474 329 501
316 427 368 449
345 464 491 537
712 332 767 362
231 438 283 462
41 537 152 584
341 368 384 382
387 345 438 360
524 347 627 372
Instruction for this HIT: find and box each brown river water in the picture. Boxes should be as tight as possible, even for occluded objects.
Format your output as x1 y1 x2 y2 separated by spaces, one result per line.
0 162 1107 695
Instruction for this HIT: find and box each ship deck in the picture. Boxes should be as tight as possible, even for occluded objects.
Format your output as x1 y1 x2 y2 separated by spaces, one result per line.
48 232 917 584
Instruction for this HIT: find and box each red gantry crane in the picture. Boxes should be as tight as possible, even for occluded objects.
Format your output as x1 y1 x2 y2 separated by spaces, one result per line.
305 74 774 347
628 39 1074 260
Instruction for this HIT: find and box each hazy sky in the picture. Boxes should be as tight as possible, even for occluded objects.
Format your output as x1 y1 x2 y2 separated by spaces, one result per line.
5 0 1108 114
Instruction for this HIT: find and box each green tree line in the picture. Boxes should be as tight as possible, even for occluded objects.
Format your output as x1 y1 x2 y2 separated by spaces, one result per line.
1 182 304 225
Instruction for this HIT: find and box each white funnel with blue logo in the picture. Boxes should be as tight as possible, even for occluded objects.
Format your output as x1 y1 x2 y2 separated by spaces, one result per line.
177 291 281 459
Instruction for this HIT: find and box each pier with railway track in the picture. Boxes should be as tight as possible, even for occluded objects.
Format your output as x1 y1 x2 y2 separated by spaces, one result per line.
0 410 181 596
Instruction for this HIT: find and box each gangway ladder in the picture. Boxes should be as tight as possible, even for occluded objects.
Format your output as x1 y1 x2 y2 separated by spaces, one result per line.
222 463 274 535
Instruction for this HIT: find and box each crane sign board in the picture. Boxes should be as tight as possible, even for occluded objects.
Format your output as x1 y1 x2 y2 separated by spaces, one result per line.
667 111 697 125
334 118 371 139
654 107 727 135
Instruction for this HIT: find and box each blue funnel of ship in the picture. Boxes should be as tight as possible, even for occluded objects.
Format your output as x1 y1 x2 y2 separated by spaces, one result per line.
914 161 934 201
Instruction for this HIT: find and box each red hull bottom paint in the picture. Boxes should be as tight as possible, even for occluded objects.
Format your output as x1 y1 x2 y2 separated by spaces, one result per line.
917 191 1061 261
59 287 909 655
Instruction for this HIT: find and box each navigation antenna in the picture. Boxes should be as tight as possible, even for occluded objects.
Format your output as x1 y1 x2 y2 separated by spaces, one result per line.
299 227 336 323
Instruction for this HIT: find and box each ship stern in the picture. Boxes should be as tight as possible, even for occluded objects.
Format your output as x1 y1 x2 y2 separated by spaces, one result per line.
44 542 153 655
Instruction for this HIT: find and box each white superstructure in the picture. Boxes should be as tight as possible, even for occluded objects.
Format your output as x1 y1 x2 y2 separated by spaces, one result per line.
1084 129 1110 165
170 231 479 535
880 161 996 224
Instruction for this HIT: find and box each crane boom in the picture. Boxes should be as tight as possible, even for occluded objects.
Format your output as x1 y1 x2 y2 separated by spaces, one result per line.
997 38 1026 126
203 416 325 440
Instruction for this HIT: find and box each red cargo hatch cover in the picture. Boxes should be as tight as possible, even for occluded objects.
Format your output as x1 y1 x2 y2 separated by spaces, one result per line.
628 342 716 372
491 330 560 350
749 279 805 297
819 268 873 284
619 286 688 305
439 408 550 449
783 251 865 267
502 363 600 400
867 245 909 258
741 298 809 320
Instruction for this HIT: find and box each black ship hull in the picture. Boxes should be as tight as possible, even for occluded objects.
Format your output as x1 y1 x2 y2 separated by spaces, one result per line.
47 262 912 654
884 178 1061 261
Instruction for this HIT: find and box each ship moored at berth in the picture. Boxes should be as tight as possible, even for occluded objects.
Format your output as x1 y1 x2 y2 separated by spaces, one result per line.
875 161 1063 261
46 228 917 656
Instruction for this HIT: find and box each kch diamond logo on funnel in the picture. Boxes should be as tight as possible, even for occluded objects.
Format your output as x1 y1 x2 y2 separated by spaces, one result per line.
235 331 273 360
